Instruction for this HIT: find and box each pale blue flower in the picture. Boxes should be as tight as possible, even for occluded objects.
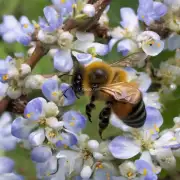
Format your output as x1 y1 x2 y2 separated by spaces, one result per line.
53 50 73 72
0 15 21 43
39 6 63 32
63 110 87 133
51 0 77 15
42 78 76 106
135 160 158 180
0 112 19 151
31 146 52 163
109 107 164 159
0 157 24 180
137 0 168 25
12 97 79 148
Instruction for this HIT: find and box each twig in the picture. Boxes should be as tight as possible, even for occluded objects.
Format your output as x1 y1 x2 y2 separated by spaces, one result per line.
0 0 112 115
63 0 112 31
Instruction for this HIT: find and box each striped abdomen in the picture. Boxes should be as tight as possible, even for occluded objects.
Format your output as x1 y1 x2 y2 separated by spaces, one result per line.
111 99 146 128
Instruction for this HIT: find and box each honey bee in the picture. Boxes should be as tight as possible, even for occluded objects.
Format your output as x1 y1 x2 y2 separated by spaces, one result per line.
71 54 147 138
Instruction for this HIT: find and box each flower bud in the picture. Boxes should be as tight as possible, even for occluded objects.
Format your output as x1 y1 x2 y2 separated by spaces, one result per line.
38 30 57 44
20 64 31 77
57 31 73 49
8 67 19 79
83 4 95 17
44 102 59 117
87 140 99 151
80 166 92 179
93 152 103 160
7 86 21 99
25 75 45 89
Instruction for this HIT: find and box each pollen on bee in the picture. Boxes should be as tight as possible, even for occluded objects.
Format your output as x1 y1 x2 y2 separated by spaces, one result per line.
23 24 29 28
143 168 147 176
2 74 8 81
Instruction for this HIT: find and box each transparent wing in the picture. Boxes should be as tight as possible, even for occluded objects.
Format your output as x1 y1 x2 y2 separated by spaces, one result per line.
99 82 142 104
110 52 147 67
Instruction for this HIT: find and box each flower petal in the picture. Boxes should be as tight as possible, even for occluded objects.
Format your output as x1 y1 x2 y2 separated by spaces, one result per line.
59 83 76 106
56 130 78 147
63 110 87 133
0 173 23 180
110 113 132 132
92 43 109 56
155 148 176 171
72 51 93 65
120 8 139 32
54 50 73 72
143 107 163 131
36 156 58 178
11 117 36 139
0 157 14 174
117 39 138 56
42 79 59 102
28 128 45 146
136 72 152 92
135 160 152 175
142 40 164 56
43 6 62 30
108 136 141 159
31 146 52 163
24 97 46 121
76 32 95 42
108 38 119 52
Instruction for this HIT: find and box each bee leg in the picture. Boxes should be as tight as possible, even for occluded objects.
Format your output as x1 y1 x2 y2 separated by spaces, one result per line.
99 101 111 139
86 95 96 123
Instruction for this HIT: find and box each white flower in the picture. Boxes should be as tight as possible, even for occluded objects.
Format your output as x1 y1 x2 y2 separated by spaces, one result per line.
38 29 57 44
119 161 137 179
20 64 31 77
6 86 22 99
57 30 74 49
137 31 164 56
25 75 45 89
83 4 95 17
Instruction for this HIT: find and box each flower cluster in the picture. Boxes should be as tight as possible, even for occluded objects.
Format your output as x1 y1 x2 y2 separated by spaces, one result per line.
0 0 179 179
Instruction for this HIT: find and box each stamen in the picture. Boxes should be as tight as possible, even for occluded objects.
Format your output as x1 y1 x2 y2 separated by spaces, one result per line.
23 24 29 28
142 15 145 19
127 171 133 177
154 124 159 132
69 122 75 126
61 0 66 3
157 43 161 47
143 168 147 176
52 91 58 96
26 113 31 118
2 74 8 81
96 162 103 169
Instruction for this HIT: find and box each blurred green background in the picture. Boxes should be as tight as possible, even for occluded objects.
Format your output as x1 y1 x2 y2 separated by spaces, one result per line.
0 0 180 179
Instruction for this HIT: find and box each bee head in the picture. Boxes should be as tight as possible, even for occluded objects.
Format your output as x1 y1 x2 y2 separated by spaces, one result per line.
89 68 108 86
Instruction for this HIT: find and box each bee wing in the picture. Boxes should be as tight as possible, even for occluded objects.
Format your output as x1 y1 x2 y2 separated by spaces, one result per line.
99 82 142 104
110 52 147 67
